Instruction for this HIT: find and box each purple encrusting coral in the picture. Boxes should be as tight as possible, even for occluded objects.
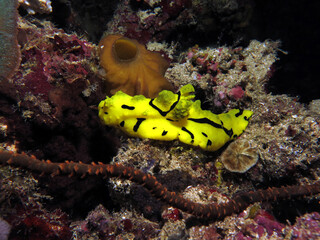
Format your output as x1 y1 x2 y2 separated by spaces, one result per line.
72 204 160 239
0 16 120 239
0 166 72 240
105 0 194 44
286 212 320 239
103 0 253 46
0 1 320 239
4 17 118 163
13 20 92 102
188 209 283 239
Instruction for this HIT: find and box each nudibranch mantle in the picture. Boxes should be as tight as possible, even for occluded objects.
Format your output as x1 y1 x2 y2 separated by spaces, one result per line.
98 85 253 151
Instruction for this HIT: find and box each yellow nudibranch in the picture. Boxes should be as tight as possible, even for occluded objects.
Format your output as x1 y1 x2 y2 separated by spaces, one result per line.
98 85 253 151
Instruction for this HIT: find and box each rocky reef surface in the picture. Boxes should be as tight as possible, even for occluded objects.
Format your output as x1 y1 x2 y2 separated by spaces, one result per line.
0 0 320 239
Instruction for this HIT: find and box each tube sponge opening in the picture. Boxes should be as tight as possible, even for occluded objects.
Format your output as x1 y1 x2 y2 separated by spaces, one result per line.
113 37 137 61
99 34 173 98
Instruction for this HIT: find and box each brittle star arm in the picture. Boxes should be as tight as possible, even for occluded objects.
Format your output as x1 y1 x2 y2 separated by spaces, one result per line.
0 150 319 219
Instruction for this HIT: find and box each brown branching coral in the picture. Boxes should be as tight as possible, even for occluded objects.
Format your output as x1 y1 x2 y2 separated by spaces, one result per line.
1 150 319 220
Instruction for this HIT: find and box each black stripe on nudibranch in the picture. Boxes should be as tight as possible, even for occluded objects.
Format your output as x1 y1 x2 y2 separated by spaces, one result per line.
225 129 233 137
181 127 194 141
235 109 243 117
120 121 125 127
133 118 146 132
207 139 212 147
188 118 233 137
153 127 157 129
121 104 135 110
149 92 181 117
189 118 222 129
202 132 208 137
162 130 168 136
221 122 233 137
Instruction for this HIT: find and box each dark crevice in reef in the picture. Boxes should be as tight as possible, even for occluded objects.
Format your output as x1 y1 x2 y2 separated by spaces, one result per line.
248 0 320 103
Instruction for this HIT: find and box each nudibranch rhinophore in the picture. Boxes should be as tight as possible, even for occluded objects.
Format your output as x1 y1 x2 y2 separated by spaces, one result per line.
98 84 253 151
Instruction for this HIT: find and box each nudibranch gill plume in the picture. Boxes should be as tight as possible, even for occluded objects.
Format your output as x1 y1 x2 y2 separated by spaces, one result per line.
98 84 253 151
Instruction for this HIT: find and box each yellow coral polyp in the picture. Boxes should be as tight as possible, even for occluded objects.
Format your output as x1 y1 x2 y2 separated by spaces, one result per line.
98 34 173 98
98 84 253 152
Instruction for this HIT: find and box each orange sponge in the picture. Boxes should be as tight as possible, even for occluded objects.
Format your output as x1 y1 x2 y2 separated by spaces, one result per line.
98 34 173 98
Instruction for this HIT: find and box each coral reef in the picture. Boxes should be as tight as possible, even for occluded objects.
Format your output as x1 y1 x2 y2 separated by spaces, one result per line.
72 204 160 239
284 212 320 239
52 0 253 46
0 165 71 239
0 2 320 239
165 39 320 180
18 0 52 14
105 0 195 44
98 34 172 97
7 17 118 163
101 38 320 238
0 17 119 235
103 0 252 46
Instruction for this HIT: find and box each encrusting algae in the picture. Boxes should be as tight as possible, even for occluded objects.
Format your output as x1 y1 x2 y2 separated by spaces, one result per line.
98 34 173 98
